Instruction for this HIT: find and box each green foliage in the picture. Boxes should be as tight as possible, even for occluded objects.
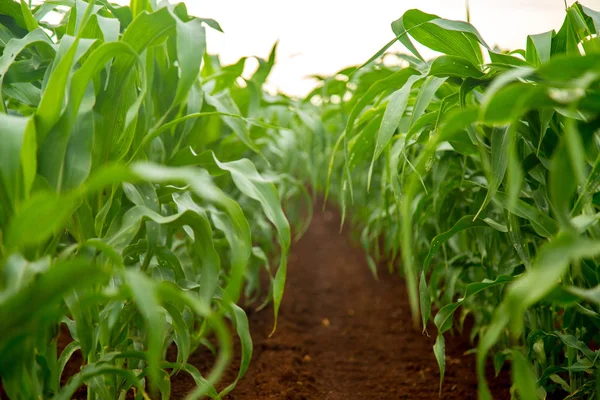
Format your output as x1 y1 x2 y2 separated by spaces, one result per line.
321 2 600 399
0 1 308 398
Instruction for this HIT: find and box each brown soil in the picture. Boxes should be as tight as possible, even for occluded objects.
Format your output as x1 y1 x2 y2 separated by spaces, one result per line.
174 206 511 399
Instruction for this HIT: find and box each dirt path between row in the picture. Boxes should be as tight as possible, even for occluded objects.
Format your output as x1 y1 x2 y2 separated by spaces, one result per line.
180 206 511 399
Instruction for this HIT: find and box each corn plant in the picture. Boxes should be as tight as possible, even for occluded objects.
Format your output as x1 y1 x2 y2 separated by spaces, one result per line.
323 3 600 399
0 1 298 398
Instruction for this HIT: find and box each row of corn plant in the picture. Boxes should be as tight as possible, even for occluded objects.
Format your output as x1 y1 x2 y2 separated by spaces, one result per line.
0 0 313 398
319 2 600 399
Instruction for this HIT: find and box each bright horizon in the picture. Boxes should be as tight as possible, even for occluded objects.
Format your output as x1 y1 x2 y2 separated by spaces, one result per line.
148 1 600 96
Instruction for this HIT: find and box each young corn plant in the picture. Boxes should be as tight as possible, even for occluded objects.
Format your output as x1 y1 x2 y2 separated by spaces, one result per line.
0 1 295 398
324 2 600 399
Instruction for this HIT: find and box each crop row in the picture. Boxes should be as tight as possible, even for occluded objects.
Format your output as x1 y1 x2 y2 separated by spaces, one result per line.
0 1 308 398
320 3 600 399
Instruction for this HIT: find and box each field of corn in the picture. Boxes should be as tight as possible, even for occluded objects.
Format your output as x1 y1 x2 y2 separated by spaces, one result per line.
2 0 600 399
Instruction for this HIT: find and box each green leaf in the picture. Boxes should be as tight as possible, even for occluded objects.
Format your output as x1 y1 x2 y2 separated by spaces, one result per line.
56 341 81 389
0 0 27 29
6 192 76 250
401 9 485 66
172 17 205 106
511 350 539 400
549 142 577 229
0 114 36 212
123 270 163 390
433 335 445 396
0 258 108 342
204 90 261 155
429 55 484 78
492 191 559 238
0 28 55 112
369 75 421 189
526 31 553 66
419 271 431 333
390 16 424 61
211 154 290 331
19 0 39 32
423 215 489 271
218 295 252 396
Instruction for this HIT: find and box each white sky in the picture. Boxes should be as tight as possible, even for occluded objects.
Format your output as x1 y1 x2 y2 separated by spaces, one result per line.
125 1 600 96
183 0 600 96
